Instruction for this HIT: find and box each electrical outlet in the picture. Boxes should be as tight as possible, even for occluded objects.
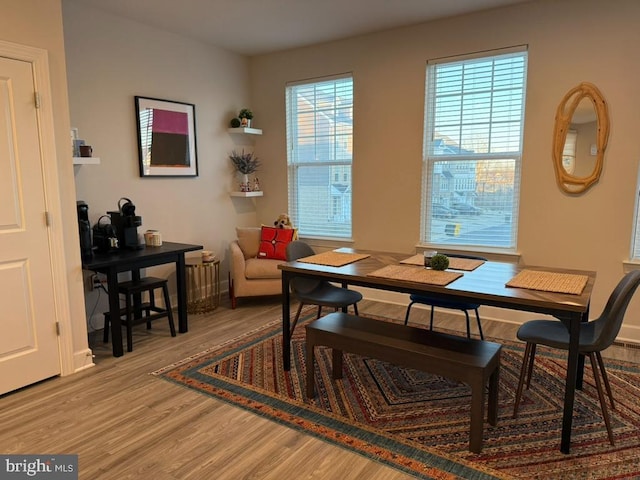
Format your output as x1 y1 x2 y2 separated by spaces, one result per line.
92 275 102 290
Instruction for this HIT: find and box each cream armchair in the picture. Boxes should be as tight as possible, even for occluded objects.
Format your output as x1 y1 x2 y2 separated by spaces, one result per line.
229 227 284 308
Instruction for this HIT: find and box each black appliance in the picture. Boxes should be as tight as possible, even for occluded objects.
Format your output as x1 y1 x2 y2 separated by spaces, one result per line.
92 215 119 253
76 201 93 260
108 197 143 250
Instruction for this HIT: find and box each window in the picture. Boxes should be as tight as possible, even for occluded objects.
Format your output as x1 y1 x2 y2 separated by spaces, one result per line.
286 75 353 238
421 47 528 250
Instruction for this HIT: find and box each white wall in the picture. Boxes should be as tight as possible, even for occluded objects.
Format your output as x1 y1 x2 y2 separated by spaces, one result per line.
249 0 640 341
63 1 260 327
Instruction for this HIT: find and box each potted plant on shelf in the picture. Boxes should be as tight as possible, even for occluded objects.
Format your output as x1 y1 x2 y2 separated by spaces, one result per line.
238 108 253 128
229 149 261 192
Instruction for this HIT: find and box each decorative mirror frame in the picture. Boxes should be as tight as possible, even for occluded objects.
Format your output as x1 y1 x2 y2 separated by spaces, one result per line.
552 82 609 194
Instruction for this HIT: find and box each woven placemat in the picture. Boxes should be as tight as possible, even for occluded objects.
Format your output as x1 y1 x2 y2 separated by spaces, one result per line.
298 251 371 267
368 264 462 286
400 254 484 271
506 269 589 295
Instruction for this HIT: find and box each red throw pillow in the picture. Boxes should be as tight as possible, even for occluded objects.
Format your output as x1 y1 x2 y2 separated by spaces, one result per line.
258 226 295 260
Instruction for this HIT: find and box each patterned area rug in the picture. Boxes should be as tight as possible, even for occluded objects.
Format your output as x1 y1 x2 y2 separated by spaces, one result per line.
153 309 640 479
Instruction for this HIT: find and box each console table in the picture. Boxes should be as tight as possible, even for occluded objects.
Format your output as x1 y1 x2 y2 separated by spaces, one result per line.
83 241 202 356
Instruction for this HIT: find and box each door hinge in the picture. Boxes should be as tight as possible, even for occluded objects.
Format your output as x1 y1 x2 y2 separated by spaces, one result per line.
56 322 61 336
34 92 41 109
44 211 51 226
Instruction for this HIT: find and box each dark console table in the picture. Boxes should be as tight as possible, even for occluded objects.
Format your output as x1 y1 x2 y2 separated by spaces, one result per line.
83 241 202 357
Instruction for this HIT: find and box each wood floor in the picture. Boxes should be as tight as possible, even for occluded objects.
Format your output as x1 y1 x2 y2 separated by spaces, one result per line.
1 297 638 479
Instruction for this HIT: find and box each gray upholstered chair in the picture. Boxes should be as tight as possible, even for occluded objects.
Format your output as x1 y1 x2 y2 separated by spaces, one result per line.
404 253 486 339
285 241 363 336
513 269 640 445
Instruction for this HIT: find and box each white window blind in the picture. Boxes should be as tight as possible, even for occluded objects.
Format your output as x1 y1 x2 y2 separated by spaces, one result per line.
421 48 528 250
286 75 353 238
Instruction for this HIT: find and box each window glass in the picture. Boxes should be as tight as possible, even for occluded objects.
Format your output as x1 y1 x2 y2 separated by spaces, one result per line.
421 48 528 250
286 75 353 238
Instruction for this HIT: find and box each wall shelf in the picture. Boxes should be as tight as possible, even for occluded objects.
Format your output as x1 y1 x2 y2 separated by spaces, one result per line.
229 191 263 197
227 127 262 135
73 157 100 165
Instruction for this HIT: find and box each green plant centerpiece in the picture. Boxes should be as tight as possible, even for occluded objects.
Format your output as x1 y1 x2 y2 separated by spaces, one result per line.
429 253 450 271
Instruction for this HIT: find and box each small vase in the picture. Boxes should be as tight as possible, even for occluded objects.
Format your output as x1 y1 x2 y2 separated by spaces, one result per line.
240 173 249 192
241 118 252 128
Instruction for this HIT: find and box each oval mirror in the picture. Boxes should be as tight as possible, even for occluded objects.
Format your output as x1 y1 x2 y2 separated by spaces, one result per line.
552 82 609 194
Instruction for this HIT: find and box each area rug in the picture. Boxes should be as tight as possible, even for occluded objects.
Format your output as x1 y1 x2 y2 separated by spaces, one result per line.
153 309 640 479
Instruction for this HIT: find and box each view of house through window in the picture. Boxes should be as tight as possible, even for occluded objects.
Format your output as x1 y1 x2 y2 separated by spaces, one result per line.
285 75 353 238
421 47 528 250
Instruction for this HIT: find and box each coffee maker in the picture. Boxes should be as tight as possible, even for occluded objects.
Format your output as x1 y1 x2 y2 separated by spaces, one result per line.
76 201 93 260
108 197 143 250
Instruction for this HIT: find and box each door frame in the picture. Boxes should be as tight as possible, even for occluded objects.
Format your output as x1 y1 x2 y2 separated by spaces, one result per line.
0 39 75 376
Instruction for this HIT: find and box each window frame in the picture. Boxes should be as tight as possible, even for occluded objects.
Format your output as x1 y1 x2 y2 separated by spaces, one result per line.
420 46 528 253
285 73 354 240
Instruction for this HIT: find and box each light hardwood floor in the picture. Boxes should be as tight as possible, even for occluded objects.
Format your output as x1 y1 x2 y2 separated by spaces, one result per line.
1 297 638 479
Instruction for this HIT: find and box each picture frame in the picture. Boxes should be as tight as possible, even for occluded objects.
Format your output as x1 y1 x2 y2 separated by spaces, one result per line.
134 96 198 177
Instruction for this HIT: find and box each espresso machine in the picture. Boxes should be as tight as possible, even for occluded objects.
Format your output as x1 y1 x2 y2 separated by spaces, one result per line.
108 197 143 250
76 201 93 260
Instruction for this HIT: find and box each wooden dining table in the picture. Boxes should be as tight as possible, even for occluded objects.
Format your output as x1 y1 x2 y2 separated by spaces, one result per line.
279 248 596 454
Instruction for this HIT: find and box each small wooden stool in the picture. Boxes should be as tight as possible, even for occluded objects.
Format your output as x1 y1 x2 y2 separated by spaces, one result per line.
103 276 176 352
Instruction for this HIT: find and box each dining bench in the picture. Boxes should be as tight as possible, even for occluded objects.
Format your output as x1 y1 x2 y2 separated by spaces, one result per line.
305 312 502 453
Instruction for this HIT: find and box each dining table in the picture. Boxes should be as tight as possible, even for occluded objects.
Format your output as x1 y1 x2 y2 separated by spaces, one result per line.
83 241 202 357
279 248 596 454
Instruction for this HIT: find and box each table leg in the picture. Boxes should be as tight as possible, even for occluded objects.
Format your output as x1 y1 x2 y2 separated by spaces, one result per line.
561 312 582 454
106 267 123 357
282 272 291 371
176 254 188 333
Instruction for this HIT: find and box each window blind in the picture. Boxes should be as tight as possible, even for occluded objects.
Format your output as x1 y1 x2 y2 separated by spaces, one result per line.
421 48 528 250
285 75 353 238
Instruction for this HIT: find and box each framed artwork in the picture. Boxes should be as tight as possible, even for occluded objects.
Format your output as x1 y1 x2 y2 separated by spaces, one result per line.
134 96 198 177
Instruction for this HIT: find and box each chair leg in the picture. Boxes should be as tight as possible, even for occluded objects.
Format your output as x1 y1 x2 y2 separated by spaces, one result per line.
463 310 471 339
161 284 176 337
595 351 615 410
290 302 305 336
589 352 615 445
147 289 155 330
474 308 484 340
525 343 537 388
124 292 133 353
316 305 322 319
429 306 435 331
513 342 534 417
404 301 415 325
353 302 359 316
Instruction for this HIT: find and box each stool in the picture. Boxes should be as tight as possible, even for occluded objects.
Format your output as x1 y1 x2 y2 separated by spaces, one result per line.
103 276 176 352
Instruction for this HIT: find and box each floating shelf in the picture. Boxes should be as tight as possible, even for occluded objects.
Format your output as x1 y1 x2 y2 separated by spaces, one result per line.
229 191 263 197
73 157 100 165
227 127 262 135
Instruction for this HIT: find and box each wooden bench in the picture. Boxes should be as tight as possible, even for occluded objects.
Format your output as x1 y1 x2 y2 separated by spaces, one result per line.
305 312 501 453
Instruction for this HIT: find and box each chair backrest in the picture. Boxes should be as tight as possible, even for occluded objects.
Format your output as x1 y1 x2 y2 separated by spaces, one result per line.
591 270 640 350
286 240 322 294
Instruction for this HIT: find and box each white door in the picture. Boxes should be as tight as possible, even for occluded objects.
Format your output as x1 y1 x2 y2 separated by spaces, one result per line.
0 55 60 394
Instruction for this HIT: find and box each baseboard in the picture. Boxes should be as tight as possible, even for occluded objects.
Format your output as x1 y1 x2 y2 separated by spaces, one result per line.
72 348 95 374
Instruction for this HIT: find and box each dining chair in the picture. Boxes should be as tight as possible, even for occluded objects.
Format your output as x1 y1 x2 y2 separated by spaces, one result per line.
285 241 363 336
513 269 640 445
404 253 486 339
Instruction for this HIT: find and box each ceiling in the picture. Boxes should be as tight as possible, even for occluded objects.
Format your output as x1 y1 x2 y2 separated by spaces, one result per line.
71 0 532 56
